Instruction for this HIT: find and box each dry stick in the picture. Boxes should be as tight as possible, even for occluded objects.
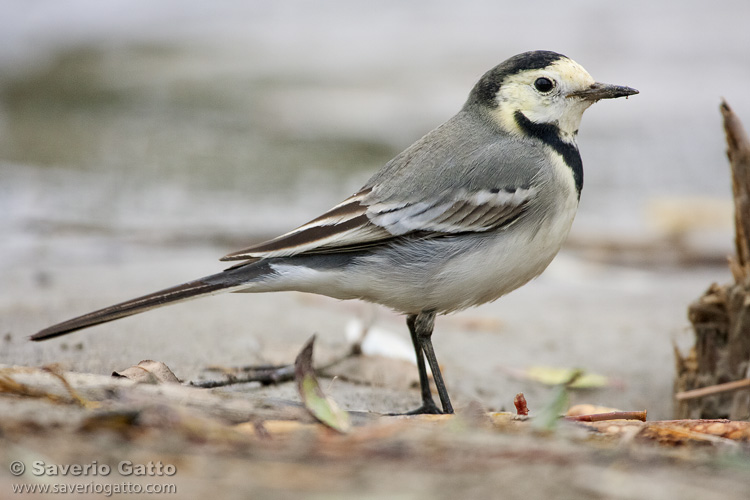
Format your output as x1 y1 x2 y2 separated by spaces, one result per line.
0 372 64 402
564 410 647 423
674 103 750 420
191 351 357 389
675 378 750 401
722 100 750 279
721 101 750 418
192 365 296 388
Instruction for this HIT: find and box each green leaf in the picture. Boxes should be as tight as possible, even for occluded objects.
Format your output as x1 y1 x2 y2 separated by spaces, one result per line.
524 366 608 389
531 369 583 431
294 335 351 433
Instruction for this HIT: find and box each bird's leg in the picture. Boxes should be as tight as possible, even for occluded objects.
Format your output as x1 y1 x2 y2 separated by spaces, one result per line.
413 311 454 414
396 312 454 415
403 313 442 415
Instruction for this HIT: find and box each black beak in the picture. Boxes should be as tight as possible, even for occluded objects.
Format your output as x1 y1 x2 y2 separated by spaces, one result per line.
567 82 639 101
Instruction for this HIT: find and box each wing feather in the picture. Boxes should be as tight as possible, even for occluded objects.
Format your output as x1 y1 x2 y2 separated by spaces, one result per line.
220 186 535 261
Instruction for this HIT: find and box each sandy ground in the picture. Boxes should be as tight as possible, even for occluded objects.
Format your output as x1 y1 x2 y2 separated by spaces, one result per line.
2 242 731 419
1 245 749 499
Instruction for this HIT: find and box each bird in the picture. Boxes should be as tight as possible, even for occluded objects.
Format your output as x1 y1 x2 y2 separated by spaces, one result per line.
31 50 638 415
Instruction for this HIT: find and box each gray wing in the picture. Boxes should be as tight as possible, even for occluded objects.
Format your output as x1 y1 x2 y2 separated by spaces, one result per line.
221 110 547 261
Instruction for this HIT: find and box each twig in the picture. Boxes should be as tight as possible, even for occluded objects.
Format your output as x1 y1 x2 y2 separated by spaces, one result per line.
722 100 750 277
191 365 296 388
0 366 98 408
0 371 67 403
675 378 750 401
565 410 647 422
43 365 100 409
190 350 357 389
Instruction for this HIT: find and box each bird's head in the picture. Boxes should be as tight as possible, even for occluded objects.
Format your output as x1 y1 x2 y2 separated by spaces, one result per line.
466 51 638 143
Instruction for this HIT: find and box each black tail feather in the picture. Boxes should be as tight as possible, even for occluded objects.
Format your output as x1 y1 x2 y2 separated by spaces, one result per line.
30 273 242 341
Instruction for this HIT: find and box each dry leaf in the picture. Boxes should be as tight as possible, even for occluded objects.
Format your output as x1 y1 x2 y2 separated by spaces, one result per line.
112 360 180 384
639 419 750 445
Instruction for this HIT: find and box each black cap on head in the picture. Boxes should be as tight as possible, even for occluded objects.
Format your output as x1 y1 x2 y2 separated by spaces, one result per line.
466 51 567 108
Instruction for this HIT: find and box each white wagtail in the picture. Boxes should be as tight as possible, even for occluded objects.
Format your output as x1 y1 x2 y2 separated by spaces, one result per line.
31 51 637 414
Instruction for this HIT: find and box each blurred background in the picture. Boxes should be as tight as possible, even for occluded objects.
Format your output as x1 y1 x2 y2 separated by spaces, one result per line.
2 0 750 418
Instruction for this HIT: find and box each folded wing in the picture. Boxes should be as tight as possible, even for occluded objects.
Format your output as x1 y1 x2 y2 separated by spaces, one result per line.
220 185 535 261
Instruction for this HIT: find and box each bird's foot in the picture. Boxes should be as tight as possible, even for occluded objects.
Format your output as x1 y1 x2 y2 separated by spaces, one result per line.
388 399 450 416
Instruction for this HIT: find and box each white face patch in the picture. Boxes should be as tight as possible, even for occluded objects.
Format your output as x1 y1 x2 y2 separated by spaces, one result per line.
489 57 597 141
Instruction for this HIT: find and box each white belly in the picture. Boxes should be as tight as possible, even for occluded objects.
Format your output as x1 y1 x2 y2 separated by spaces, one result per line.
426 203 577 312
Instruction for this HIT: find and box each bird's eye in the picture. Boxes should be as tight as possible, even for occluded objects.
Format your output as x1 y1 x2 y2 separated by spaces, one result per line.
534 77 555 93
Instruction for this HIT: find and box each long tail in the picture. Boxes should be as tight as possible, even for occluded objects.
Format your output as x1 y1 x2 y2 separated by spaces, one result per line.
30 261 269 341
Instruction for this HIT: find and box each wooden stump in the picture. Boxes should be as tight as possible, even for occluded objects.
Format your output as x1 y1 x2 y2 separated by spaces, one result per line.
675 102 750 420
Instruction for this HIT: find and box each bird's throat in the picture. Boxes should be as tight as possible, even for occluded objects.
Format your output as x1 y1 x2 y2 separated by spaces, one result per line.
513 111 583 198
